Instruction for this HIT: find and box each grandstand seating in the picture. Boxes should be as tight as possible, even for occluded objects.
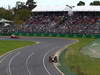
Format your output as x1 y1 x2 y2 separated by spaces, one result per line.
18 12 100 34
0 11 100 35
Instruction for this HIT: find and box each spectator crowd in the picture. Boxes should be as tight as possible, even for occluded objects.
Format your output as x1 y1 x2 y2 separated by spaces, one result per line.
17 13 100 34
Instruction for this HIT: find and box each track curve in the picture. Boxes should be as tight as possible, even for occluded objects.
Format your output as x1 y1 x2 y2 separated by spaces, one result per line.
0 37 75 75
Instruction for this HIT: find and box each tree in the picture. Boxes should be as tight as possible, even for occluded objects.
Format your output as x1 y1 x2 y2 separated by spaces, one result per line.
0 8 13 20
15 1 26 10
77 1 85 6
11 0 37 24
90 1 100 5
14 0 37 11
14 9 31 24
26 0 37 10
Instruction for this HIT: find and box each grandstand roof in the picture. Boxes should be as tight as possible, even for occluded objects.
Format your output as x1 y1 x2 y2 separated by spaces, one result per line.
72 6 100 12
32 5 72 12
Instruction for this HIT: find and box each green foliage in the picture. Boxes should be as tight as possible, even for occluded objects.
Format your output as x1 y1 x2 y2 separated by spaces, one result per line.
12 0 37 24
0 0 37 24
0 8 13 20
15 0 37 10
14 8 31 24
90 1 100 5
26 0 37 10
15 1 26 9
59 38 100 75
77 1 85 6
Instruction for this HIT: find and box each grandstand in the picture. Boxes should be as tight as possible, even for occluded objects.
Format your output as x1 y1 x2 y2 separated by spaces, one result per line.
18 6 100 35
1 6 100 36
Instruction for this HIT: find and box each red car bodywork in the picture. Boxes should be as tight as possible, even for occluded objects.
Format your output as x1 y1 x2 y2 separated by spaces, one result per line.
10 35 19 39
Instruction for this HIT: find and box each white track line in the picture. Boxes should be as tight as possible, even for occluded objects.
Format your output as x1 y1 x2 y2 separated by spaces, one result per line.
43 47 58 75
0 52 13 64
26 53 34 75
0 46 28 61
0 41 37 62
9 52 21 75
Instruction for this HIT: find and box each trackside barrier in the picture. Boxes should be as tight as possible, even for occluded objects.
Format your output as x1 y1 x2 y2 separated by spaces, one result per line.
11 32 100 38
0 33 12 36
1 32 100 38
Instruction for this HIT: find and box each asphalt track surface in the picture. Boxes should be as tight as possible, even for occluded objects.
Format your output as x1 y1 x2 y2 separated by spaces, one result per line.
0 37 75 75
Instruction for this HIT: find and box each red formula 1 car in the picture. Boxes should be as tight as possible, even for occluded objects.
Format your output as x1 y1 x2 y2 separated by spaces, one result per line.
10 34 19 39
49 56 58 63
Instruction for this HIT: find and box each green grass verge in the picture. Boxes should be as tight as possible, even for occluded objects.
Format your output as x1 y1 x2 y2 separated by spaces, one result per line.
82 39 100 58
59 38 100 75
0 40 35 55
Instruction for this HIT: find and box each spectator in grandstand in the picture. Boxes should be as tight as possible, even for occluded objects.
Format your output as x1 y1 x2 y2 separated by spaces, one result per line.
19 13 100 35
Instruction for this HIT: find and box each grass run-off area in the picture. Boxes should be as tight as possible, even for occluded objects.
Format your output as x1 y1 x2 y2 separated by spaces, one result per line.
59 38 100 75
0 40 35 55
